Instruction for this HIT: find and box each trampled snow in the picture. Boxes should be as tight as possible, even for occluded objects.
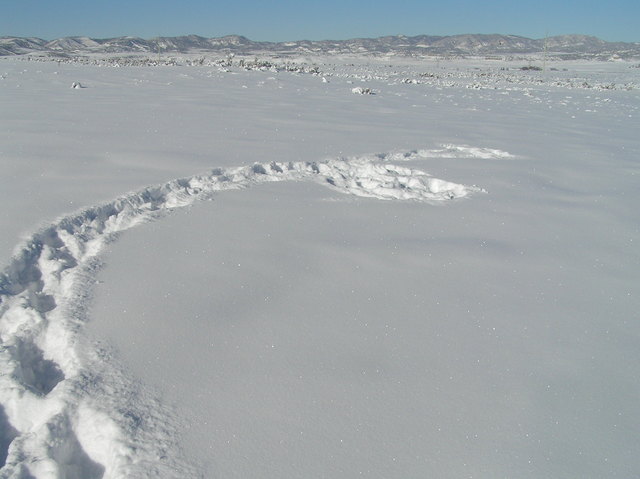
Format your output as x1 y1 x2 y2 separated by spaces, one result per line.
0 54 639 478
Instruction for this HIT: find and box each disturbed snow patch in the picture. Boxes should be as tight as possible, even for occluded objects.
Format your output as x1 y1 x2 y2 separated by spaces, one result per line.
428 144 516 160
0 148 494 478
372 145 515 163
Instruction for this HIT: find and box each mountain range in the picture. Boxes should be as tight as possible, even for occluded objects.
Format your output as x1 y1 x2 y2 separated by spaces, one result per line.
2 33 639 59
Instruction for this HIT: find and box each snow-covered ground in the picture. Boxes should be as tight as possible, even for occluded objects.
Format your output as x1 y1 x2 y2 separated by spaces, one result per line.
1 55 639 478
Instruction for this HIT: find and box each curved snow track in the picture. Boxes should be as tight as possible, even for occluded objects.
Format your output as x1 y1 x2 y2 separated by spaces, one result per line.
0 147 506 478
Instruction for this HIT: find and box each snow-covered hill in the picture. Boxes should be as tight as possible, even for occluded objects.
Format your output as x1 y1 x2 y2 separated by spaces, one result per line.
1 33 639 59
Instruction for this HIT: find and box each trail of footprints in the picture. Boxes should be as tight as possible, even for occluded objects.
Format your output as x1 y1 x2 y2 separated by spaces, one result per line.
0 148 504 478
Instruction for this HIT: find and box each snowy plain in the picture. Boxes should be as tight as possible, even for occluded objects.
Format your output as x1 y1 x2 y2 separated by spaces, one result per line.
0 53 639 478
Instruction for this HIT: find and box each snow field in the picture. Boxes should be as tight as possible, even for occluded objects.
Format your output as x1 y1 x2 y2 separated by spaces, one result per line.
0 149 486 477
1 55 638 478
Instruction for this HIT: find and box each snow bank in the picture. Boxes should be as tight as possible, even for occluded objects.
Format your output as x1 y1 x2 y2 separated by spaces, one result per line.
0 149 486 478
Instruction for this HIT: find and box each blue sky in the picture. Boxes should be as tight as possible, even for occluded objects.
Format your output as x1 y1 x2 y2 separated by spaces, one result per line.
3 0 639 42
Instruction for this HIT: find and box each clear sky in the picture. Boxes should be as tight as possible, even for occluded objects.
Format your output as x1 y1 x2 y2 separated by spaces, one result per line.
2 0 639 43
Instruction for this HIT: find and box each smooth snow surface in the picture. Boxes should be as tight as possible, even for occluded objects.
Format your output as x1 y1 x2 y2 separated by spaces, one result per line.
1 55 639 478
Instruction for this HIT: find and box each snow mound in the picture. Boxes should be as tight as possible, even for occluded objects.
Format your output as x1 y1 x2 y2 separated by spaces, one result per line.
351 86 373 95
0 149 494 478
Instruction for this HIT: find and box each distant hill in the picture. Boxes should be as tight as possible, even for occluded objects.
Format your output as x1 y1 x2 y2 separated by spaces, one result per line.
2 33 639 59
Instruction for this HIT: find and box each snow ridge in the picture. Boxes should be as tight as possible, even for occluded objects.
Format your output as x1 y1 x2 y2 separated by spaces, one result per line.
0 149 488 478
